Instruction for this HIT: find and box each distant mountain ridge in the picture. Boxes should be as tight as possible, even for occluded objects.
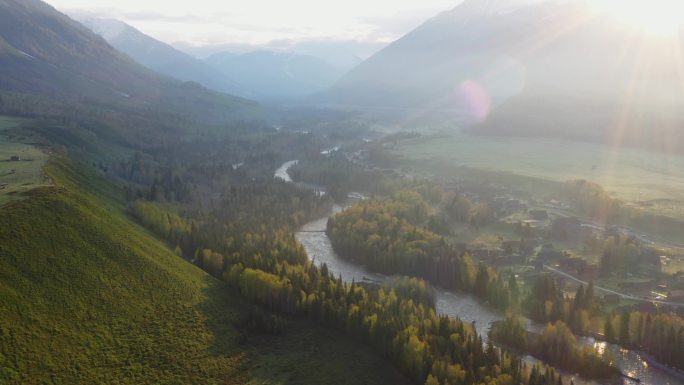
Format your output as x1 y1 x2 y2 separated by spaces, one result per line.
0 0 250 104
324 0 684 149
78 15 352 100
327 0 570 110
0 0 265 149
205 50 350 100
174 39 373 72
79 17 244 96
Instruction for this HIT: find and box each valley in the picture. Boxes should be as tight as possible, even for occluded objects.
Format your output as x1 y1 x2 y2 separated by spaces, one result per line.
288 162 684 385
3 0 684 384
394 132 684 208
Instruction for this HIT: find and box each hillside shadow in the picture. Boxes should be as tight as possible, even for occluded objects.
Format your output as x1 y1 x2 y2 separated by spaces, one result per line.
197 276 247 356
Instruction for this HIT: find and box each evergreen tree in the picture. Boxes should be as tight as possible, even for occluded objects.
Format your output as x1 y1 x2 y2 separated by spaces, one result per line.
573 284 585 310
619 311 630 344
508 274 520 304
604 316 616 342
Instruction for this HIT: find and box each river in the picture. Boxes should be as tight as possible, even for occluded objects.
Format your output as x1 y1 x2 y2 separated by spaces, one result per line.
275 160 298 182
278 161 684 385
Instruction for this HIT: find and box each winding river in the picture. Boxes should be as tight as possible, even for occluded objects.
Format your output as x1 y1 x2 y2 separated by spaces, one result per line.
278 161 684 385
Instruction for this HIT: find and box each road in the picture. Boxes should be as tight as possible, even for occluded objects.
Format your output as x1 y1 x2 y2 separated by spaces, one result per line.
541 204 684 250
543 264 684 308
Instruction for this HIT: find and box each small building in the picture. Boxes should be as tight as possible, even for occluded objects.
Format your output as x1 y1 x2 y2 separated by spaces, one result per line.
501 240 522 255
9 155 20 161
529 209 549 220
559 257 587 272
537 243 565 261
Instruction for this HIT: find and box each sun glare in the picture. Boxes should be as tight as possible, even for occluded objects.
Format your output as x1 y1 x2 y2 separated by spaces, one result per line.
594 0 684 35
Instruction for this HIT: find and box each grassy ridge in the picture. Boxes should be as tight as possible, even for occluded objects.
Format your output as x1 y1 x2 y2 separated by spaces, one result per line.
0 158 245 384
0 158 410 385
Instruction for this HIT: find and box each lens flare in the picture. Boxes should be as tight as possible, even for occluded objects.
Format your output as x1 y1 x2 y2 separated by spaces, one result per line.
457 80 491 124
594 0 684 36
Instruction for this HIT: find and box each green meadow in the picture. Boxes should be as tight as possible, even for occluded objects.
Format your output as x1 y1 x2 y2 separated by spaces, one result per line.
394 132 684 217
0 116 50 206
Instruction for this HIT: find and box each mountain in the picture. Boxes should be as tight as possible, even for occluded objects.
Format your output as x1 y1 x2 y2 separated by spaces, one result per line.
174 39 376 72
79 17 243 96
205 50 348 100
0 0 261 144
327 0 684 148
283 40 374 71
327 0 549 110
0 3 414 383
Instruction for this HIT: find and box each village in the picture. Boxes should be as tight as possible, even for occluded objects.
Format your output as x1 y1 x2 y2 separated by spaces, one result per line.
453 184 684 316
337 139 684 317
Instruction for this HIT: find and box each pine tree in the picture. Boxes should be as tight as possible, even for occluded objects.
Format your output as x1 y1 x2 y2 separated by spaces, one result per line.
573 284 585 310
619 311 630 344
585 280 595 309
604 316 616 342
508 274 520 304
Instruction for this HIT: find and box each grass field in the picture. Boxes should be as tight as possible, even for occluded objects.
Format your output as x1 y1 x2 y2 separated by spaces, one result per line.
0 157 410 385
394 132 684 215
0 116 50 206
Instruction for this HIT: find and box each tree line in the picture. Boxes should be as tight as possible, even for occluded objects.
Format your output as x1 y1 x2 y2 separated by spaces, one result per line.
327 192 516 310
491 316 619 381
126 158 568 384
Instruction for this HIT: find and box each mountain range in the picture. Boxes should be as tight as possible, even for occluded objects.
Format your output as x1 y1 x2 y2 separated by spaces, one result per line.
205 50 346 99
0 0 256 114
327 0 684 148
80 17 353 100
173 39 374 72
79 17 244 96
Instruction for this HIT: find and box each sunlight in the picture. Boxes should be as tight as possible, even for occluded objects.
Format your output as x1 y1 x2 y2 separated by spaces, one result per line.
595 0 684 36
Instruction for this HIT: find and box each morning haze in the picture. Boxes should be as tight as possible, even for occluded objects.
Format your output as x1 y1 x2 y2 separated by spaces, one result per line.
1 0 684 384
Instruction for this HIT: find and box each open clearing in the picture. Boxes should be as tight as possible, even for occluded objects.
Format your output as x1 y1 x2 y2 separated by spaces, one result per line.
394 132 684 215
0 116 50 206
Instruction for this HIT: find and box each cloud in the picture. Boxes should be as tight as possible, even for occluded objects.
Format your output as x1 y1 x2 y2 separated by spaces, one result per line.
118 11 217 23
50 0 459 47
357 7 447 41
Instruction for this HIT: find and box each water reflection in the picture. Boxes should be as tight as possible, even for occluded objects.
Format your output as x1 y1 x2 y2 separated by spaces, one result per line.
296 210 684 385
280 156 684 385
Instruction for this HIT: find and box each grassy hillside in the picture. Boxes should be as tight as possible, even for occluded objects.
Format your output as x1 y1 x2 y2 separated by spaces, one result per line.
0 158 410 385
0 0 269 150
0 116 50 206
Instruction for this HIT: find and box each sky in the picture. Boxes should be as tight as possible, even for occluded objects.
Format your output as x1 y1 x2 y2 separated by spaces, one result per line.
46 0 463 49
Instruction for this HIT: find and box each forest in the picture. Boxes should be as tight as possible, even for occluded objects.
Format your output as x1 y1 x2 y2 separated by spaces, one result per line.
327 192 515 310
119 141 574 384
323 185 684 377
491 316 619 381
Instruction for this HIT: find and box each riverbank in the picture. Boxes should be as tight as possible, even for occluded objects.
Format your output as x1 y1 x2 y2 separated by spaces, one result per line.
490 320 623 384
278 160 684 385
639 351 684 383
